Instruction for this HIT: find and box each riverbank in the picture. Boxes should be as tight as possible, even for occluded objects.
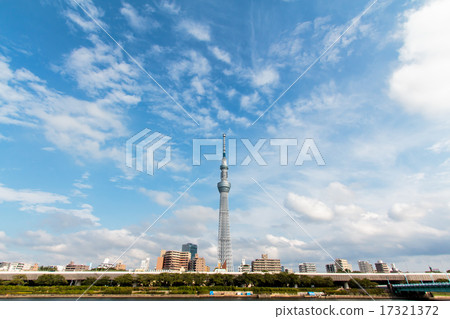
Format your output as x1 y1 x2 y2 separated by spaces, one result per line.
0 293 396 300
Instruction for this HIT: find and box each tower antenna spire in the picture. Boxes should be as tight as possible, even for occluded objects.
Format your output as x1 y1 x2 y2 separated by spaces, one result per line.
223 133 226 158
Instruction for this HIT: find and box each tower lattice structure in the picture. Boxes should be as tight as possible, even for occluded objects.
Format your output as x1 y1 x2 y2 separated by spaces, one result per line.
217 133 233 272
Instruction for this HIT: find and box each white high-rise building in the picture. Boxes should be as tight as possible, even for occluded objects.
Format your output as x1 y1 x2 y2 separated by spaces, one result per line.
335 259 352 272
217 134 233 272
135 258 150 272
358 260 374 273
326 264 336 273
299 263 317 273
375 260 390 273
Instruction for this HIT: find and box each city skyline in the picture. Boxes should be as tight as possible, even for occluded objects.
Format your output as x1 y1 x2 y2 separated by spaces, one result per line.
1 246 446 274
1 0 450 273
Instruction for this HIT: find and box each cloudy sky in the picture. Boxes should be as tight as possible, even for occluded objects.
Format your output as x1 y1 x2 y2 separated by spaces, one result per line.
1 0 450 272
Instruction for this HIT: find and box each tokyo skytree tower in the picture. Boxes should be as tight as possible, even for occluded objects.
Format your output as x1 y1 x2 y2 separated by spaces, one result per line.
217 133 233 272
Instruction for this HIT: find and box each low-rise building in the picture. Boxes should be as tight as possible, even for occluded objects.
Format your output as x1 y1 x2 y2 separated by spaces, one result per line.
238 259 251 273
188 254 208 272
114 262 126 271
65 261 89 271
0 262 10 271
251 254 281 272
2 262 37 272
97 258 114 270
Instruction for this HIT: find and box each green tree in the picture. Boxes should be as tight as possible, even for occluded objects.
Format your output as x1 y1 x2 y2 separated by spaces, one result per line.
96 276 113 286
81 277 97 286
155 273 174 287
311 276 334 287
191 273 207 286
114 274 133 287
34 274 67 286
348 278 378 288
38 266 56 272
435 279 449 283
298 275 313 287
10 274 27 286
135 274 153 287
208 274 226 286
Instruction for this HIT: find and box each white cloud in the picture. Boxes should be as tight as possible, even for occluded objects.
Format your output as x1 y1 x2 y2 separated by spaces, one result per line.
390 0 450 117
172 205 216 223
0 133 11 141
14 228 159 267
0 53 130 162
0 184 69 205
240 91 260 112
73 182 92 189
324 182 355 204
227 88 237 99
179 20 211 41
169 50 211 81
160 0 180 15
191 76 205 95
120 3 157 32
388 203 428 221
252 67 279 87
158 205 217 238
428 139 450 153
65 0 105 32
284 192 334 221
334 204 365 217
139 188 172 206
65 11 97 32
63 38 140 97
209 46 231 64
21 204 100 227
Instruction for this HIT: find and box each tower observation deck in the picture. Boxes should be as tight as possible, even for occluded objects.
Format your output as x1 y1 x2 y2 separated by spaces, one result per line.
217 133 233 271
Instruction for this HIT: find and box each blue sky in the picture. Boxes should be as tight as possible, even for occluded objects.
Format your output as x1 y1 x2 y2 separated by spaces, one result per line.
1 0 450 272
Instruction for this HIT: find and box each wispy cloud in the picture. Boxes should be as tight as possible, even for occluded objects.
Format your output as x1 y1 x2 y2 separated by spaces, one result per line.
284 192 334 221
209 46 231 64
160 0 180 15
21 204 100 227
120 2 159 32
73 182 92 190
0 133 11 141
0 52 129 162
252 67 279 87
139 188 173 206
240 91 260 112
0 183 69 205
178 20 211 41
65 0 106 32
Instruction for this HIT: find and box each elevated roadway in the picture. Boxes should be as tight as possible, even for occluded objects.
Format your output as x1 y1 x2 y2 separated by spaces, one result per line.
1 271 449 285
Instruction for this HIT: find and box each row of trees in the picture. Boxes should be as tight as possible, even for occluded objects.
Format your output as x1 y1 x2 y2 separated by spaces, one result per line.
1 273 344 288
